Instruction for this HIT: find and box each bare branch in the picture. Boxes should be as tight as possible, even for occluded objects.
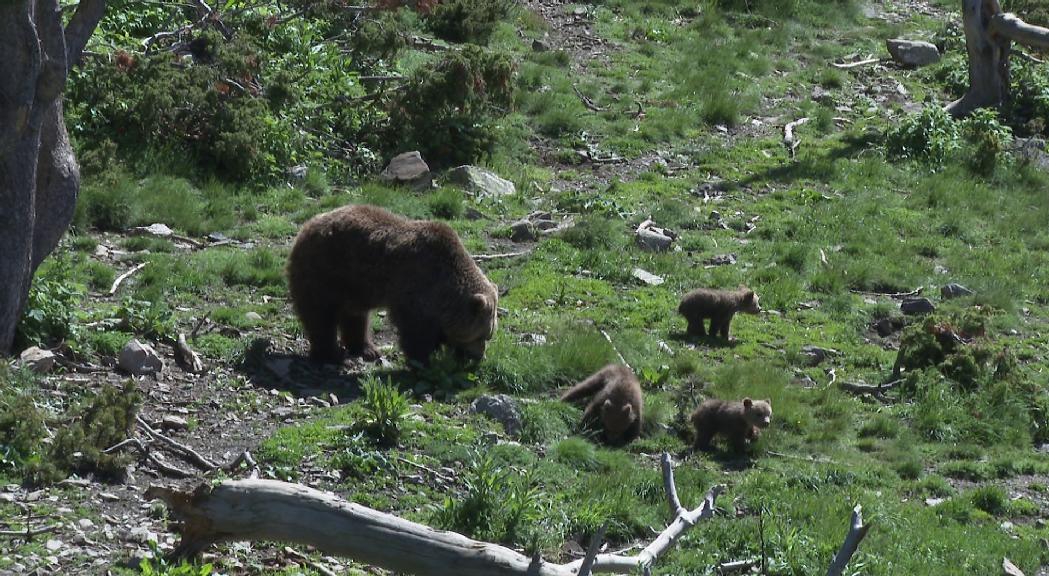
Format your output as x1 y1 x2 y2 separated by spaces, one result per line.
136 415 219 471
473 250 533 261
784 117 810 159
826 505 871 576
577 522 608 576
830 56 879 69
64 0 108 68
991 12 1049 49
107 262 147 296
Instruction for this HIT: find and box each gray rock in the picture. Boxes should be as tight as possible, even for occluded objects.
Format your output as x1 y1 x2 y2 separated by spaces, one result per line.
286 165 308 180
118 339 164 375
532 38 550 52
244 311 263 322
447 165 516 198
900 297 935 315
941 283 974 299
469 394 522 436
706 253 737 266
632 268 665 286
635 221 675 251
157 415 188 431
800 345 837 366
886 39 941 67
874 317 905 337
127 526 157 545
510 220 537 243
1002 558 1025 576
380 151 432 188
19 346 57 374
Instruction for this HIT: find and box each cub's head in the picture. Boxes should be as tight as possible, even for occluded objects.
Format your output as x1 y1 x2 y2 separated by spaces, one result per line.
738 289 762 315
601 399 638 444
742 397 772 429
447 282 499 360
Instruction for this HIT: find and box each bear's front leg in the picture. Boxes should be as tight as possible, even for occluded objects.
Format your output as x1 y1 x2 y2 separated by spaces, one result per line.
339 311 381 361
398 322 442 367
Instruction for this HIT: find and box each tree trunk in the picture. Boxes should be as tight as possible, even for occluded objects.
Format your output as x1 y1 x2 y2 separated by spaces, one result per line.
948 0 1049 117
0 0 106 355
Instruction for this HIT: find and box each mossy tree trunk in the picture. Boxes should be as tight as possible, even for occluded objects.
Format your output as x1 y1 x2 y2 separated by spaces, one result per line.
0 0 106 355
948 0 1049 117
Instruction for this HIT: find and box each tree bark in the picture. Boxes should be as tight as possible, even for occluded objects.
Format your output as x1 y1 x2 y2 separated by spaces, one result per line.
147 453 724 576
948 0 1049 117
0 0 105 355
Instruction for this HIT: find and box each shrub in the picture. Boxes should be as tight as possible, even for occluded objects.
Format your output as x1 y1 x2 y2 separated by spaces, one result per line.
15 268 83 350
388 46 514 168
960 108 1013 175
426 0 514 44
428 187 465 219
886 105 960 165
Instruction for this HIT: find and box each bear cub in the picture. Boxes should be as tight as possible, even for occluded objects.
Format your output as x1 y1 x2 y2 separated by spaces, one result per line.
678 287 761 340
561 363 644 446
690 397 772 453
286 204 498 366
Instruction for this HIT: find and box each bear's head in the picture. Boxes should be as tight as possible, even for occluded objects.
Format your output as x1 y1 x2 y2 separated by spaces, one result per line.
742 397 772 429
446 283 499 360
739 289 762 314
601 399 637 444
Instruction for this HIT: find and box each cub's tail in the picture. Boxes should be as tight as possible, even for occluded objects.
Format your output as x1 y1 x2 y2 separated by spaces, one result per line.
561 372 607 403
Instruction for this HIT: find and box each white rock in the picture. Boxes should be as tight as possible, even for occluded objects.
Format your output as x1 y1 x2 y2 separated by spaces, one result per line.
118 339 164 375
244 311 263 322
886 39 941 67
447 165 516 198
635 220 676 251
45 539 63 552
632 268 665 286
19 346 57 373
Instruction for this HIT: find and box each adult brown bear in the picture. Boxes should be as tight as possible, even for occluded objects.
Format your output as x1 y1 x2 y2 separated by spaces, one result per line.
287 205 498 365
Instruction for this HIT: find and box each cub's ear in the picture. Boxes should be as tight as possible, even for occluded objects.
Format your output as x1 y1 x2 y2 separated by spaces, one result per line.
743 397 753 408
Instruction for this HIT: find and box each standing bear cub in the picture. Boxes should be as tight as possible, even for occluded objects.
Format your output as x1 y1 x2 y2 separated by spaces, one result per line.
286 204 498 366
561 364 644 446
691 397 773 453
678 287 761 340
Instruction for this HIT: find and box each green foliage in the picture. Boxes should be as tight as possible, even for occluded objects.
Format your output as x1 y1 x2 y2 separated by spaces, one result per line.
960 108 1013 175
26 383 140 486
886 105 961 165
0 394 48 475
138 541 213 575
388 46 514 168
969 485 1007 515
15 265 83 350
433 452 544 545
426 0 514 44
427 187 465 219
359 375 411 446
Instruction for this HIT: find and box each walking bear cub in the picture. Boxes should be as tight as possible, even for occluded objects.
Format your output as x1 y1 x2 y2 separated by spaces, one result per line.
286 204 498 366
561 364 644 446
678 287 761 340
691 397 772 453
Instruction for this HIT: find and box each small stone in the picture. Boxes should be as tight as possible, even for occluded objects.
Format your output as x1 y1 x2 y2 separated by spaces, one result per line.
157 415 188 431
128 526 157 544
19 346 57 374
328 393 339 406
286 165 308 180
925 497 945 507
77 519 94 531
635 221 675 251
446 165 516 198
244 311 263 322
941 283 974 299
706 253 737 266
800 345 837 366
632 268 665 286
207 232 229 243
45 539 63 552
886 39 941 67
1000 521 1015 532
118 339 164 375
521 333 547 346
470 394 522 437
1003 558 1026 576
380 151 432 188
510 220 537 243
532 39 550 52
900 297 935 315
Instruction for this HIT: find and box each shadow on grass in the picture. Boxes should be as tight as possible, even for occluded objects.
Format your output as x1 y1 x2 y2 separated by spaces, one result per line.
667 330 740 349
727 131 880 190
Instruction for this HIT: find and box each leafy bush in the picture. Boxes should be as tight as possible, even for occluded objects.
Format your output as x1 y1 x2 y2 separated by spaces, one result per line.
388 46 514 168
433 452 544 545
886 105 960 165
359 375 410 446
15 269 83 350
0 394 48 475
426 0 514 44
428 187 465 219
960 108 1013 175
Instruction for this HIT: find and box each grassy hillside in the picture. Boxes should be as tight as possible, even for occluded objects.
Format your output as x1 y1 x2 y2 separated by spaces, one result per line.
2 0 1049 574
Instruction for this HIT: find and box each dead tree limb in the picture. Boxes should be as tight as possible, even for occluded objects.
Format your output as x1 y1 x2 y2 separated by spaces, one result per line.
147 452 723 575
948 0 1049 116
174 333 205 374
136 415 219 471
784 118 810 159
826 504 871 576
107 262 147 296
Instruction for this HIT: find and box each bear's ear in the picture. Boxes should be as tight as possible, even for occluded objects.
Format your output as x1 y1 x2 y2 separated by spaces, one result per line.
743 397 753 408
471 293 492 313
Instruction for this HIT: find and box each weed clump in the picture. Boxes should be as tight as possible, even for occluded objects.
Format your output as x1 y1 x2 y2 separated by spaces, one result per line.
359 375 411 447
426 0 514 44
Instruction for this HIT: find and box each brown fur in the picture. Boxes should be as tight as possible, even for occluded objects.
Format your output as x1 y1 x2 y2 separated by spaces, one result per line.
286 204 498 365
690 397 772 453
561 364 643 446
677 287 761 340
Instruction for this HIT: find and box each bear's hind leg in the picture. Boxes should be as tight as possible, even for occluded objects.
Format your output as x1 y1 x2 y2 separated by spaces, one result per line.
339 310 381 361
